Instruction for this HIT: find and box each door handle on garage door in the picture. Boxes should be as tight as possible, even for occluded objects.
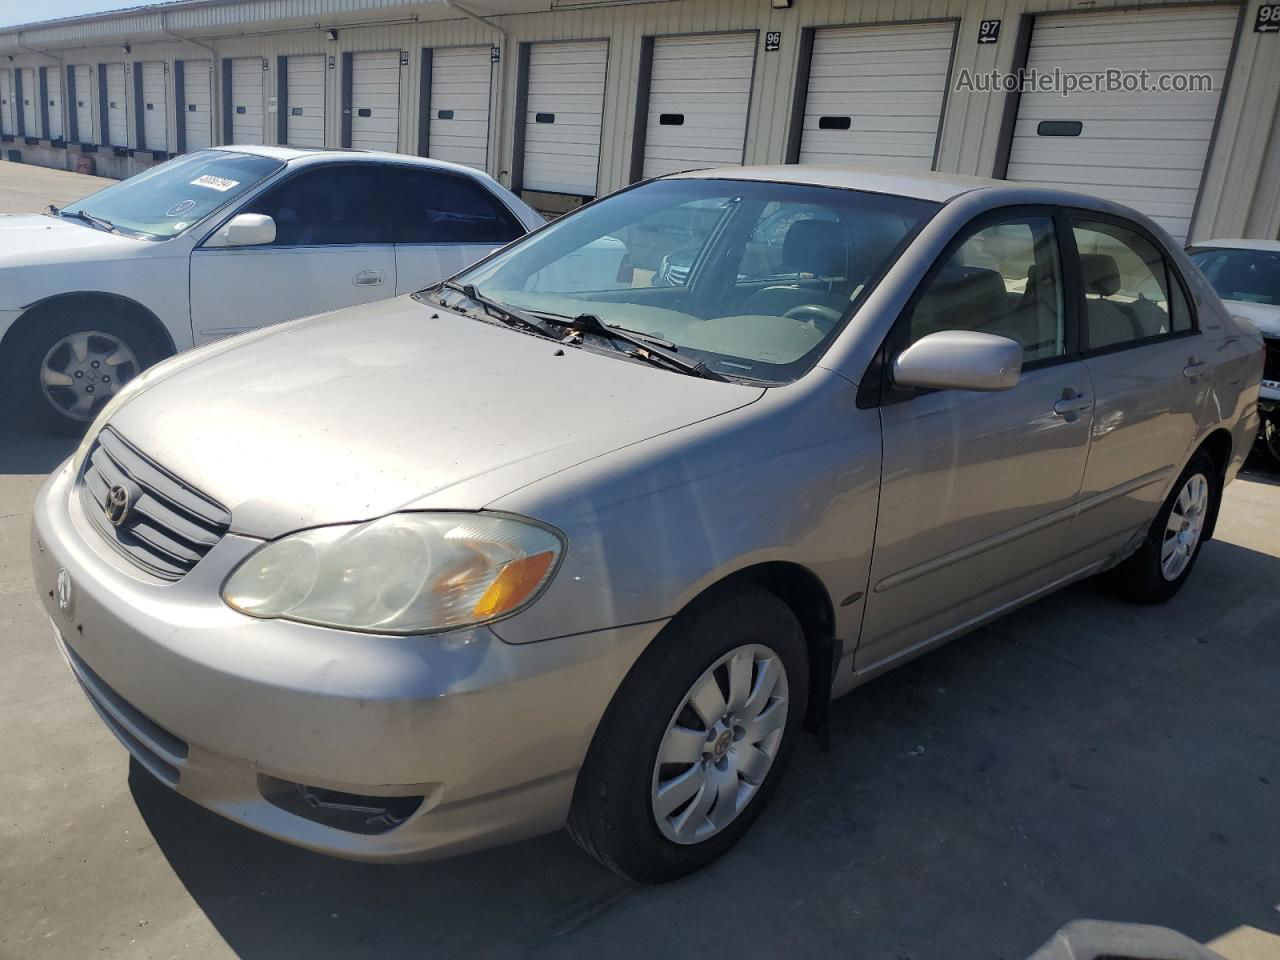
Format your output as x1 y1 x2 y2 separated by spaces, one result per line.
352 270 383 287
1053 388 1092 421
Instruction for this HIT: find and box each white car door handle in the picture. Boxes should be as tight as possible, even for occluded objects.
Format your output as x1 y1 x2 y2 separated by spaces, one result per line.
1053 394 1092 419
353 270 384 287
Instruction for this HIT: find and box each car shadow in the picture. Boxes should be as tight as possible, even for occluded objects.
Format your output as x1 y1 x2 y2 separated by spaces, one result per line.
132 536 1280 960
0 419 79 475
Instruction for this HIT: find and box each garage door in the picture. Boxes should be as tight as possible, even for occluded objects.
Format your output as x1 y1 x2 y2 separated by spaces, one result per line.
141 61 167 151
20 68 38 136
105 62 128 146
798 22 955 169
1006 7 1237 242
0 71 12 137
522 40 608 196
641 33 755 178
350 51 401 151
285 55 326 147
230 57 264 144
72 65 94 143
428 46 491 170
180 60 212 151
43 67 63 140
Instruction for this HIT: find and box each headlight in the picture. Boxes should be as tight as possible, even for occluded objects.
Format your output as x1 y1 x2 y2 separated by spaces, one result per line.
222 512 563 634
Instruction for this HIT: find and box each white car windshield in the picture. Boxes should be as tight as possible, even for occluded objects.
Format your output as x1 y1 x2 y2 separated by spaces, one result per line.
448 178 938 383
1188 246 1280 307
58 150 284 240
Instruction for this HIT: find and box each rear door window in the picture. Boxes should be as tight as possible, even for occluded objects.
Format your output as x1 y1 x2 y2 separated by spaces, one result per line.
391 168 524 245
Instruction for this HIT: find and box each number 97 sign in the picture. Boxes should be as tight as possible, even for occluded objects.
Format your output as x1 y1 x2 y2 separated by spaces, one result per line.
1256 3 1280 31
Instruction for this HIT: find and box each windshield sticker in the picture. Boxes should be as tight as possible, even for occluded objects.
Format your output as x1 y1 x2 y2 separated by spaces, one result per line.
166 198 197 217
190 175 239 192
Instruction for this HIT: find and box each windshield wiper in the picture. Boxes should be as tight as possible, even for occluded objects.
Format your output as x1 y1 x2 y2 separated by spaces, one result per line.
550 312 728 382
57 207 116 233
439 281 556 338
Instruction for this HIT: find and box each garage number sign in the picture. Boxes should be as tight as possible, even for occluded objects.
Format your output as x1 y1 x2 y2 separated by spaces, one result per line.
1256 4 1280 32
490 46 501 63
978 19 1001 43
765 31 782 52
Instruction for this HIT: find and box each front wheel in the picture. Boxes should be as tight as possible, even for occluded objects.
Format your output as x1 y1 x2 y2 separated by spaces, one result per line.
6 309 166 434
568 585 809 882
1107 451 1219 604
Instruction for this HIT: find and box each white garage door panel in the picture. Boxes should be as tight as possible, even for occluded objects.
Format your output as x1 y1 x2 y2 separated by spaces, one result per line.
141 62 166 151
72 65 94 142
20 68 38 135
429 46 491 170
1006 7 1236 242
351 51 401 151
182 60 212 152
799 22 955 169
0 71 13 137
523 40 607 196
105 63 128 146
231 57 264 145
642 33 755 178
286 55 325 147
45 68 63 140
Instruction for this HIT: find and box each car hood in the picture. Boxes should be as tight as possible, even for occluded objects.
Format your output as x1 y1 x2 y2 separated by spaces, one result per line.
1224 299 1280 338
0 213 148 267
107 296 765 538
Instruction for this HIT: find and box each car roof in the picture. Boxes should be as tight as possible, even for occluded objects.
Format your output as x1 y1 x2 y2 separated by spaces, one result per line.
1187 238 1280 252
211 143 497 180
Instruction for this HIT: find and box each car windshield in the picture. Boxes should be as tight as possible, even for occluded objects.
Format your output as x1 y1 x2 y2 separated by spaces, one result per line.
448 178 938 383
58 150 284 240
1188 246 1280 306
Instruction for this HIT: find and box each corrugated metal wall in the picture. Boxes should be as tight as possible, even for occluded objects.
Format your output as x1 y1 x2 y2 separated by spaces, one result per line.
1 0 1276 240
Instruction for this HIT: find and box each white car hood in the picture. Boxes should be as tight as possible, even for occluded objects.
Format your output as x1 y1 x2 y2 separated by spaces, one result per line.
1224 299 1280 339
0 214 147 269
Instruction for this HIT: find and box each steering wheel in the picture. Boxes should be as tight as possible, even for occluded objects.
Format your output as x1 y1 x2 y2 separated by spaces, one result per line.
783 303 843 332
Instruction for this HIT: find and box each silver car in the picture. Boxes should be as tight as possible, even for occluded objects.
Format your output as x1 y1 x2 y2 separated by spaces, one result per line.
31 167 1263 882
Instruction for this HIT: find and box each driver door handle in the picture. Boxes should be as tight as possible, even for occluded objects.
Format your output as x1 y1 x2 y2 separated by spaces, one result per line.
1053 390 1092 421
353 269 384 287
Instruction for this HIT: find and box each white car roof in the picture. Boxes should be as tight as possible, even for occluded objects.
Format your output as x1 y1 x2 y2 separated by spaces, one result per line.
1188 238 1280 252
668 164 1014 203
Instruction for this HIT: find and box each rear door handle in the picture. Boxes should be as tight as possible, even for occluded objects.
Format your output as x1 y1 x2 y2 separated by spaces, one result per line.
1183 358 1207 379
353 269 383 287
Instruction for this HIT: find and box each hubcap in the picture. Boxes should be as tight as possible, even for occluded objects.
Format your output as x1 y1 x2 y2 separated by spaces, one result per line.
39 331 139 421
1160 472 1209 581
651 643 789 845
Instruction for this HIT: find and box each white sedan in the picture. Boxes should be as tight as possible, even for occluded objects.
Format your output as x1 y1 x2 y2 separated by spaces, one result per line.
0 146 545 430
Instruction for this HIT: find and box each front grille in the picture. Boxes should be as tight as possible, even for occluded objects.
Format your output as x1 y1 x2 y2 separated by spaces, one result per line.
78 427 231 581
1264 337 1280 384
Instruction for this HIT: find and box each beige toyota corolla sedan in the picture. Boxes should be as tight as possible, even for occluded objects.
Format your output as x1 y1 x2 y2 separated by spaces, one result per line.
31 167 1263 882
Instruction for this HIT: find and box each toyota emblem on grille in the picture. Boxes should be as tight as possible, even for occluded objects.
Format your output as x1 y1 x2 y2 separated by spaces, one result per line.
56 568 73 615
105 484 132 526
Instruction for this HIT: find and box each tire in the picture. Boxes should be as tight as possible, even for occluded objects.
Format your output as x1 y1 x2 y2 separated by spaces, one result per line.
567 584 809 882
4 305 168 435
1107 450 1219 604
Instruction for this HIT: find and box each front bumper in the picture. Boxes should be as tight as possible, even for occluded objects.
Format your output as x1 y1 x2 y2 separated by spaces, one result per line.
31 461 659 862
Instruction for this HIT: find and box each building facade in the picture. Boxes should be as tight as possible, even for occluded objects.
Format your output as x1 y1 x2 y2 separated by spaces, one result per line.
1 0 1277 241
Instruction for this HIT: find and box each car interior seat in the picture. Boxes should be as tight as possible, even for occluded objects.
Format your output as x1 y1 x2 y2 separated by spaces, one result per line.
741 219 854 318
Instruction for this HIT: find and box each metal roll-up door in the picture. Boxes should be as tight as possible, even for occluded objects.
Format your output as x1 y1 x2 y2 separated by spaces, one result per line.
141 61 167 151
1006 7 1237 242
798 22 956 170
428 46 491 170
181 60 212 151
105 62 128 146
0 71 13 136
20 68 38 135
641 33 756 178
45 68 63 139
350 50 401 151
73 65 94 143
231 57 265 144
285 54 326 147
522 40 608 196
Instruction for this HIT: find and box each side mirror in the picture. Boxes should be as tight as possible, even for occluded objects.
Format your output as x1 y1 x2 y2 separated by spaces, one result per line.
209 213 276 248
893 330 1023 392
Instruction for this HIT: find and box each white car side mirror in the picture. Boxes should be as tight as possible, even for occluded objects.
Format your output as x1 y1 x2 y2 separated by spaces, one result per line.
209 213 276 248
893 330 1023 392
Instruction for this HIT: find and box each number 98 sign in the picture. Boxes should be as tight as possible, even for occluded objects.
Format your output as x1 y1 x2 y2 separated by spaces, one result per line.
1256 3 1280 31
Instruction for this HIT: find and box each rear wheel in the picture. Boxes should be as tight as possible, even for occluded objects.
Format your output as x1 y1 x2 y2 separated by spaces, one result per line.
568 585 809 882
1107 451 1219 603
5 307 167 434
